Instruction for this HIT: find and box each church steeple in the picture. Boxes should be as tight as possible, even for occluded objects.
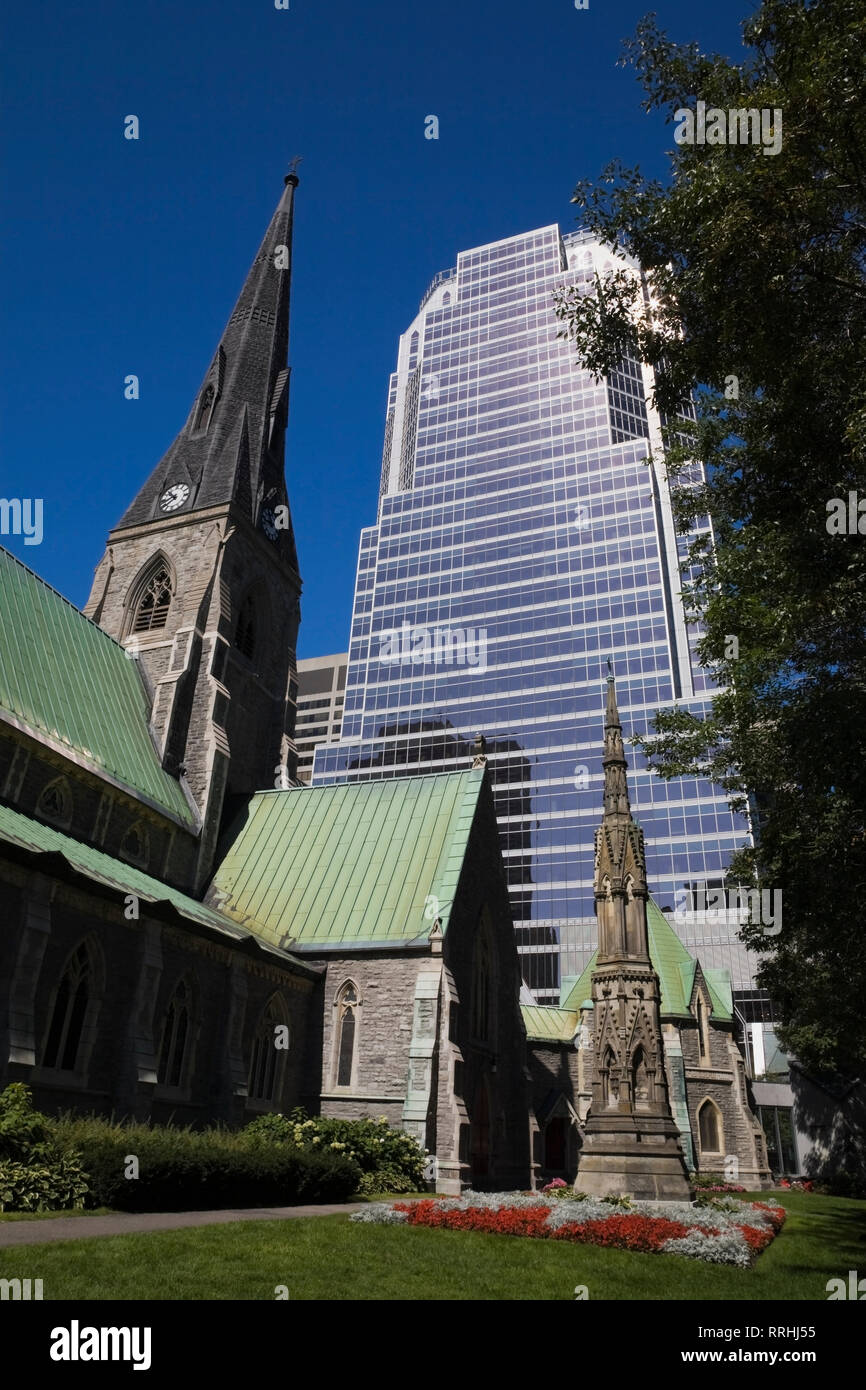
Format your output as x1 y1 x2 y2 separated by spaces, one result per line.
116 172 300 568
85 172 305 890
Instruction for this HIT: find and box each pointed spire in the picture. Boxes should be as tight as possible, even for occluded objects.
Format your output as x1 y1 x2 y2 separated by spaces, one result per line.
602 672 631 820
115 172 300 564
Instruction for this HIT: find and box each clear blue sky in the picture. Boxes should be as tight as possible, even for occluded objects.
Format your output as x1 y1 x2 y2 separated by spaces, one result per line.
0 0 752 657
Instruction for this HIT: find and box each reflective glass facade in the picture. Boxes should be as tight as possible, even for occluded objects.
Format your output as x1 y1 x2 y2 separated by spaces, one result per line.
313 225 756 1002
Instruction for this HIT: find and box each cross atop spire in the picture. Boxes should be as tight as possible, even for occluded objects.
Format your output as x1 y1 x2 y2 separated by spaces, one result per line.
114 173 300 568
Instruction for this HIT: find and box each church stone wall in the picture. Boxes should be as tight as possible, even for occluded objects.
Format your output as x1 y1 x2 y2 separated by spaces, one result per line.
434 790 532 1191
316 952 423 1127
0 854 317 1129
0 725 201 893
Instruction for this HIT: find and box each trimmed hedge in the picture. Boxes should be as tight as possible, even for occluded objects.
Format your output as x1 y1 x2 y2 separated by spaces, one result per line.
53 1117 361 1211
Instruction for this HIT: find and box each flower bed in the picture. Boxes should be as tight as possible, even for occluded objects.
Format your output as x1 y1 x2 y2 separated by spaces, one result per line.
350 1190 786 1266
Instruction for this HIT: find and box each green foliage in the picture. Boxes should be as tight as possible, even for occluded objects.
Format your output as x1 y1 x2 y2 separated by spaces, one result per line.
0 1083 58 1163
553 0 866 1077
0 1085 90 1212
53 1114 360 1211
241 1110 426 1192
0 1154 89 1213
814 1169 866 1200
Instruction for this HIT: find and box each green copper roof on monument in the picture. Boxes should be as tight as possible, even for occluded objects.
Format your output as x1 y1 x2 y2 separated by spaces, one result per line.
520 1005 581 1043
560 897 732 1022
207 769 486 950
0 547 196 827
0 801 313 971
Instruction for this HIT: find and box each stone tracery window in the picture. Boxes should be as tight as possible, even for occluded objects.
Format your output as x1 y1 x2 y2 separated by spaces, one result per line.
248 996 288 1103
120 820 150 869
42 942 91 1072
334 982 358 1088
157 979 191 1088
132 565 172 634
36 776 72 829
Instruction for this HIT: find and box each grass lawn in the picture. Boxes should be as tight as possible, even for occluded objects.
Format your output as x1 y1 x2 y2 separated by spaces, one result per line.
0 1191 862 1300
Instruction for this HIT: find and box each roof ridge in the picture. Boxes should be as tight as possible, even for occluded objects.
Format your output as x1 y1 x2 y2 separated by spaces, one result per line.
253 766 483 795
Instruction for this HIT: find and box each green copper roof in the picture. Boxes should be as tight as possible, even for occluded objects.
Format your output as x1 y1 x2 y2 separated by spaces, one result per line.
560 898 732 1022
0 548 196 828
0 800 311 970
208 769 486 951
521 1005 581 1043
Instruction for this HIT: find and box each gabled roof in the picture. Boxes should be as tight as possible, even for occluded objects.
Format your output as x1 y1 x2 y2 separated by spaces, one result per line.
560 897 732 1022
207 769 487 951
0 801 314 974
521 1005 580 1044
0 548 196 828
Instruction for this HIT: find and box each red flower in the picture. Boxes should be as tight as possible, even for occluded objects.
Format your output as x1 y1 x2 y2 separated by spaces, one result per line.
389 1199 783 1264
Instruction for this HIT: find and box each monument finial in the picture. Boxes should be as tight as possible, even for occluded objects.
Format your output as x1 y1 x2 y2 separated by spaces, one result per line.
285 155 303 185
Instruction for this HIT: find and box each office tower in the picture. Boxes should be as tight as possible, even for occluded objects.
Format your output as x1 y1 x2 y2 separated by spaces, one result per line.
295 653 347 783
313 224 755 1004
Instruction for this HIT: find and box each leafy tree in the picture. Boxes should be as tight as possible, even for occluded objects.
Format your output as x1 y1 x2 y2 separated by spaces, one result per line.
553 0 866 1076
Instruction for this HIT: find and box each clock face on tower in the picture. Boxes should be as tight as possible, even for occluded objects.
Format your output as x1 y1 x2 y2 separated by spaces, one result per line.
159 483 190 513
260 508 278 541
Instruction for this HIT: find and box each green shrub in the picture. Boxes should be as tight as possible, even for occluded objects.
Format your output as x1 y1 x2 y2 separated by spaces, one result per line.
0 1153 90 1212
356 1166 420 1195
0 1083 58 1163
814 1169 866 1199
53 1116 360 1211
243 1110 426 1192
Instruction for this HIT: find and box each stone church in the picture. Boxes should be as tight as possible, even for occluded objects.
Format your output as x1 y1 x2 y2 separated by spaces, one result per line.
0 173 769 1193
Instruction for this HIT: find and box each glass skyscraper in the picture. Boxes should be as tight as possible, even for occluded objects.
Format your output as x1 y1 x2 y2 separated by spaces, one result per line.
313 223 756 1004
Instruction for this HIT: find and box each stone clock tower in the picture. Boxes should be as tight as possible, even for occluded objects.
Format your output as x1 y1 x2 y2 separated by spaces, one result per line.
85 173 303 887
575 675 691 1200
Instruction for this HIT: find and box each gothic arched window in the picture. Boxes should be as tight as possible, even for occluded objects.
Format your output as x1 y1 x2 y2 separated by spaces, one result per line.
120 820 150 869
698 1098 723 1153
42 942 91 1072
334 982 359 1088
157 979 191 1088
248 996 288 1103
132 565 172 634
235 595 256 660
36 776 72 830
193 382 215 433
471 932 491 1042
